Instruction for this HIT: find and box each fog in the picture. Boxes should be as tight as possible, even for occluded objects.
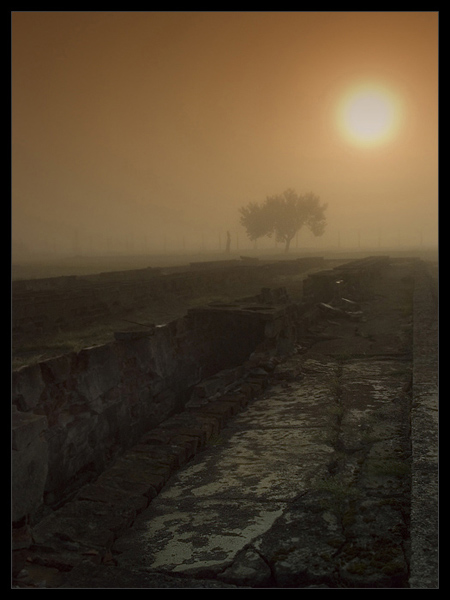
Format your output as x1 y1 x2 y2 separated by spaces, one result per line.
12 12 438 262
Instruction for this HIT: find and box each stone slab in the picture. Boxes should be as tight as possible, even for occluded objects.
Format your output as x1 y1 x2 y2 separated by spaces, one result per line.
114 498 286 578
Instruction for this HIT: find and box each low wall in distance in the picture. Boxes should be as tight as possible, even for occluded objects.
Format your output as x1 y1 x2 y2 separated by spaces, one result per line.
302 255 390 304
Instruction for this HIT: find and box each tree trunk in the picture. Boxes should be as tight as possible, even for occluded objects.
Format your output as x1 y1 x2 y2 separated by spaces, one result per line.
284 235 293 253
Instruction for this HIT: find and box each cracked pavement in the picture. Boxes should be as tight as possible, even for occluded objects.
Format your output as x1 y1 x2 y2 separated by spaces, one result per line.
108 350 412 588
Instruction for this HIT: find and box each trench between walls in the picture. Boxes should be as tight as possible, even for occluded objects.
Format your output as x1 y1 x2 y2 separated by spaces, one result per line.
12 296 304 525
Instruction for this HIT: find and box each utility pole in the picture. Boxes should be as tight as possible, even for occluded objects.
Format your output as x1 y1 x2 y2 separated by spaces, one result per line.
73 229 81 256
225 231 231 254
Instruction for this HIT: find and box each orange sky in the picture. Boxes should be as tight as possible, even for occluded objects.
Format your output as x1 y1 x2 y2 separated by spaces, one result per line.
11 11 438 257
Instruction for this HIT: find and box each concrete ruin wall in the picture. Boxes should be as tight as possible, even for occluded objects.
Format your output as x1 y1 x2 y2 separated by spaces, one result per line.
302 255 390 303
12 292 301 525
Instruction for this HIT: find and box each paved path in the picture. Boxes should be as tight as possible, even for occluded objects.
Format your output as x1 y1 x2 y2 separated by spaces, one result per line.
14 259 438 588
109 352 412 588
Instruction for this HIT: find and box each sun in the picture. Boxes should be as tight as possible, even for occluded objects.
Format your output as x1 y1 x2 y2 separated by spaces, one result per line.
337 82 402 147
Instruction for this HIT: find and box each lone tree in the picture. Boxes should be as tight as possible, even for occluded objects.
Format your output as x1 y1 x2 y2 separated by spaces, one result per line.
239 189 327 253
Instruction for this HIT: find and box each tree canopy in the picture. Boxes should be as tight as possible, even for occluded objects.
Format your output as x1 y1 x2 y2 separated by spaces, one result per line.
239 189 327 252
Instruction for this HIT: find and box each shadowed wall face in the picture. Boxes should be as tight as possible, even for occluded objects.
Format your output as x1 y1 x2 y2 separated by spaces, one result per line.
12 297 296 521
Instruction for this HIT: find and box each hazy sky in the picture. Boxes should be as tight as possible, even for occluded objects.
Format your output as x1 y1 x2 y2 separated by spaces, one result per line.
12 11 438 256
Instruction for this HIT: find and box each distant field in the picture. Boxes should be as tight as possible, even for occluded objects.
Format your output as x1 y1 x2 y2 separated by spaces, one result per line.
11 247 437 281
